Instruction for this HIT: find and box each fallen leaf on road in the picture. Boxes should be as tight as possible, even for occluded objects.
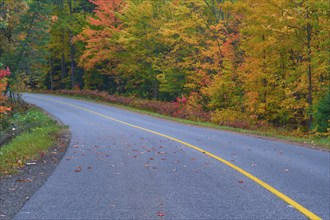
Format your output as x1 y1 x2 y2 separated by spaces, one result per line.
238 180 244 184
74 166 82 172
191 157 196 160
157 212 165 217
149 158 154 160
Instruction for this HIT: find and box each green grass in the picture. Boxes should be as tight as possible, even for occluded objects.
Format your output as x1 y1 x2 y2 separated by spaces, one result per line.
39 92 330 150
0 109 61 175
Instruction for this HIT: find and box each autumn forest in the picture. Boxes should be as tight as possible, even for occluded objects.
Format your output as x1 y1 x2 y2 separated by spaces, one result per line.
0 0 329 134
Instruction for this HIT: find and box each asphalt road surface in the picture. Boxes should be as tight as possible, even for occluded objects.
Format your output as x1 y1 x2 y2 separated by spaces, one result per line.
15 94 329 219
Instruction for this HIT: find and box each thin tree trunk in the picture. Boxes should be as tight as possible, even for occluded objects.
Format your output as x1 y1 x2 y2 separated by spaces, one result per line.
50 54 54 91
50 72 53 91
61 34 66 78
306 10 313 130
69 31 75 89
68 0 75 89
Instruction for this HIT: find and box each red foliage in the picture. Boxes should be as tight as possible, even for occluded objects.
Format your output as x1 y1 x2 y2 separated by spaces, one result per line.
0 67 11 114
0 67 11 78
48 90 210 122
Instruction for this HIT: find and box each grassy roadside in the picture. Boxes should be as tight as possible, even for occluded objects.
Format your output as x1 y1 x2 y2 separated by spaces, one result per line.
36 91 329 150
0 108 62 175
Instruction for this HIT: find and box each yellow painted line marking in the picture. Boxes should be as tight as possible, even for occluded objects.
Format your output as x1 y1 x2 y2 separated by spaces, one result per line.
37 96 321 220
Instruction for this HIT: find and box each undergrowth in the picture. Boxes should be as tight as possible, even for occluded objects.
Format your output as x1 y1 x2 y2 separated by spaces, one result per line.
0 108 61 175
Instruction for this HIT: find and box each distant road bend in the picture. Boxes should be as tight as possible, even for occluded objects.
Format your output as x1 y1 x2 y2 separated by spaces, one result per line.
15 94 329 219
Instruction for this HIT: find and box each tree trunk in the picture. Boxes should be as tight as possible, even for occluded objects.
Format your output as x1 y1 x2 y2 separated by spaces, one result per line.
68 0 75 89
69 31 75 89
61 33 66 80
50 54 54 91
306 10 313 130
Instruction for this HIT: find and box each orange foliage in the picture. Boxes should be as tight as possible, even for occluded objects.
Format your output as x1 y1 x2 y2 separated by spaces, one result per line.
76 0 125 70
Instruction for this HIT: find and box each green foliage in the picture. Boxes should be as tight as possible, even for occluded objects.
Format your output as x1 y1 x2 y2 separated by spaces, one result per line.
314 90 330 133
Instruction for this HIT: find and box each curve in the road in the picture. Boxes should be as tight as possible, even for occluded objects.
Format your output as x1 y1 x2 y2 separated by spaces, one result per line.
38 96 321 220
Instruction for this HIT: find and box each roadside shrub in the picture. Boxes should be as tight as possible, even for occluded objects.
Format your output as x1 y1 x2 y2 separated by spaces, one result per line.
211 109 252 129
0 67 11 115
48 89 211 122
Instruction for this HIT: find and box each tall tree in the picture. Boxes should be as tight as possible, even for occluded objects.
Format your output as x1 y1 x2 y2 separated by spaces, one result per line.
8 0 51 89
76 0 125 93
238 0 329 129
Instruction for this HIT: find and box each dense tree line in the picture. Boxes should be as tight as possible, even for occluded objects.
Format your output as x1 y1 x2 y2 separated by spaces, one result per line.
0 0 329 132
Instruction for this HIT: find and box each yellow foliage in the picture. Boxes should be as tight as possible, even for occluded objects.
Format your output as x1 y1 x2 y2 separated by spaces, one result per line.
211 109 252 129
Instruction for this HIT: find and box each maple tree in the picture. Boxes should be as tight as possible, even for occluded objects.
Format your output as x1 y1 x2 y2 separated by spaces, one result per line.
75 0 125 92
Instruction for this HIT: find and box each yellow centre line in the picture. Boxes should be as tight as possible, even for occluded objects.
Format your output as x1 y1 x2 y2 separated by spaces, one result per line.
39 96 321 220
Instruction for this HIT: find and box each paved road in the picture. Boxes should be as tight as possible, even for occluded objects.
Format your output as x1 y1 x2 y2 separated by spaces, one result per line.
15 94 329 219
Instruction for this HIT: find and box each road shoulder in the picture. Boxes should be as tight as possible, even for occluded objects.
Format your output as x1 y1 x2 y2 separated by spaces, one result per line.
0 129 70 219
